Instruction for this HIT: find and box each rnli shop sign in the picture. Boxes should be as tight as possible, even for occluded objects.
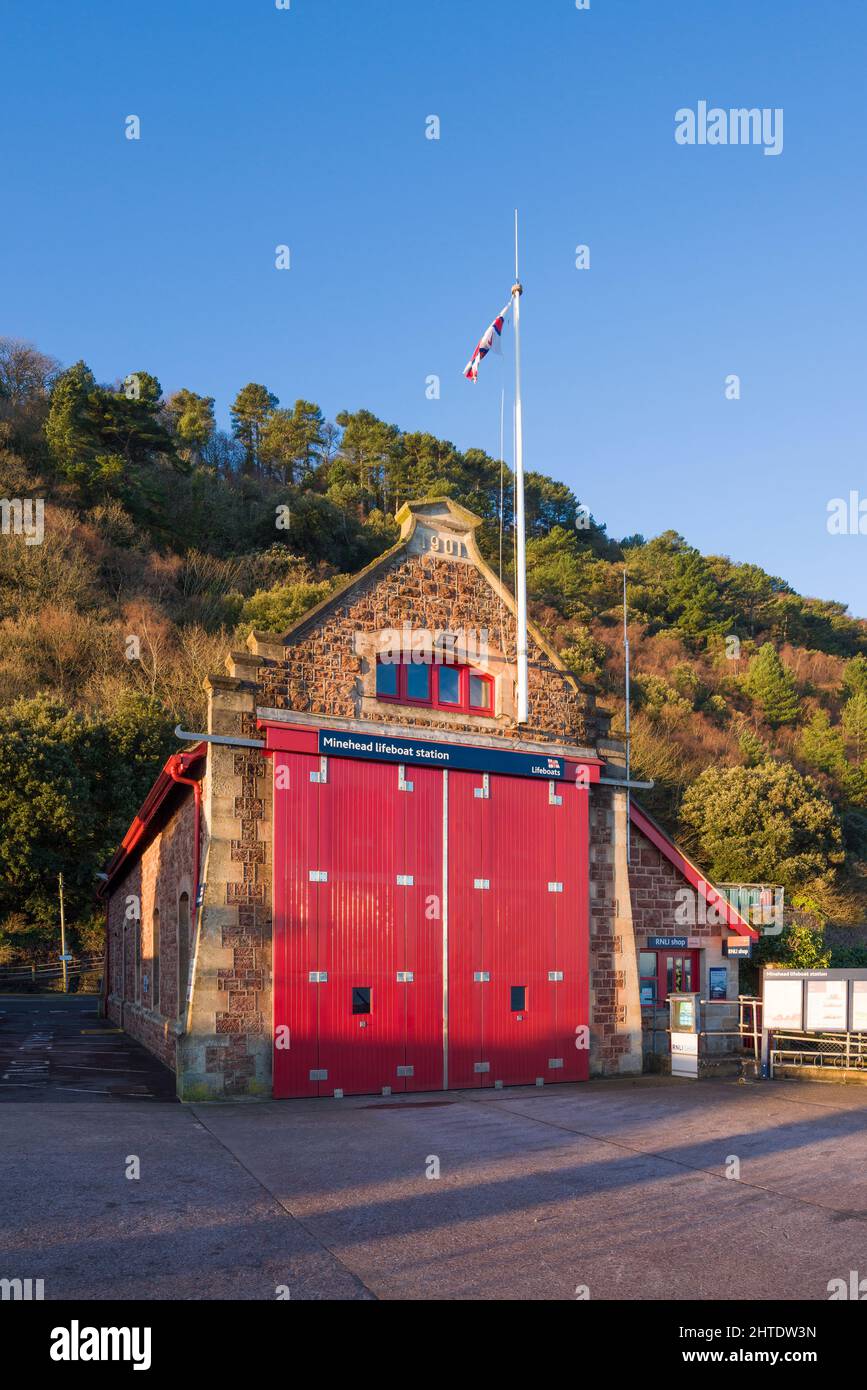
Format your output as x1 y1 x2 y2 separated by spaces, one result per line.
318 730 570 780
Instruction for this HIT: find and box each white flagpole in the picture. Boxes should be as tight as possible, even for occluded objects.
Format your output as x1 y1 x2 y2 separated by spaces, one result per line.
512 209 528 725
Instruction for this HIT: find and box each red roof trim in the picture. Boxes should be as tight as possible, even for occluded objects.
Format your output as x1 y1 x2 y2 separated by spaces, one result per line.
99 744 206 896
629 802 759 939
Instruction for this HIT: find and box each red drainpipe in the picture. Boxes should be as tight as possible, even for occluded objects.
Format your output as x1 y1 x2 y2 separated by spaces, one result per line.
167 753 203 906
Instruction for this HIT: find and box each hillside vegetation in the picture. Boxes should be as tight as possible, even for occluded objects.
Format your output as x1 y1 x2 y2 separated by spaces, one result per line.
1 336 865 962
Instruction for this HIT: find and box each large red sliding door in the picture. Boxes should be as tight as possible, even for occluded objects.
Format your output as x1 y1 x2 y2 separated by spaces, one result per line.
272 751 443 1098
447 772 588 1089
272 742 590 1099
446 771 485 1088
272 749 319 1097
555 779 590 1082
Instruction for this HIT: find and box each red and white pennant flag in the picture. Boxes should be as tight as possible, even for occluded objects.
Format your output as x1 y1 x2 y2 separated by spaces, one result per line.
463 299 512 382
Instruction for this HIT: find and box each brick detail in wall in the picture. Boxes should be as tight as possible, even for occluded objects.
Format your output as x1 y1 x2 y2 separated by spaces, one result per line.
105 792 197 1073
257 550 597 745
630 835 719 944
588 799 633 1063
216 710 271 1084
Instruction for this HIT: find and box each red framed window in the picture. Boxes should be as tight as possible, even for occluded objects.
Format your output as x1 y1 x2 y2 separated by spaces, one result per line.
639 949 700 1007
376 659 494 716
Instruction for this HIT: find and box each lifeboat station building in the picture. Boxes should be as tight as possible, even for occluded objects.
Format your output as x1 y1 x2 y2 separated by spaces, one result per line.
100 499 756 1101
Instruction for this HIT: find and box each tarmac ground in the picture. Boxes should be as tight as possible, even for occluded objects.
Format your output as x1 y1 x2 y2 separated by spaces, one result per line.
2 994 866 1300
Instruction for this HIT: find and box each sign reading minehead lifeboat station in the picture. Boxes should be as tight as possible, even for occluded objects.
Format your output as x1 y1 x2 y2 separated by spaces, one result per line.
99 498 756 1101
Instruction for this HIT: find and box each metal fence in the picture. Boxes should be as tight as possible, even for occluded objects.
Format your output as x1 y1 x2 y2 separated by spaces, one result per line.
641 994 762 1066
700 996 762 1064
770 1031 867 1074
0 956 103 988
716 882 784 929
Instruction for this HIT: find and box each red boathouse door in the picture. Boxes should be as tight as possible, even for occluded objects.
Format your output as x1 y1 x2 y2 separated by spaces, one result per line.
271 732 590 1099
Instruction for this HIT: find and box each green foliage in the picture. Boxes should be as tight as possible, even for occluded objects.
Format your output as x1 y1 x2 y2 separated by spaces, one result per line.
783 920 832 968
332 409 402 512
842 690 867 763
626 532 730 639
559 628 607 679
239 579 341 636
703 692 728 721
843 654 867 698
738 724 770 768
524 526 617 620
714 559 783 636
829 943 867 968
44 361 99 485
261 400 326 484
0 693 173 926
670 662 701 700
45 360 178 508
743 644 801 726
231 383 278 475
757 921 831 970
165 389 215 464
680 761 844 890
771 593 865 656
635 674 692 719
796 709 846 776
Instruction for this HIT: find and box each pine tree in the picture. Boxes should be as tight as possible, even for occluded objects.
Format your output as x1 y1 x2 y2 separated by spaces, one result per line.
260 400 326 485
44 360 98 479
165 389 215 466
231 383 278 475
45 360 175 497
843 690 867 764
738 724 769 768
334 409 400 513
843 654 867 699
743 644 801 727
796 709 846 776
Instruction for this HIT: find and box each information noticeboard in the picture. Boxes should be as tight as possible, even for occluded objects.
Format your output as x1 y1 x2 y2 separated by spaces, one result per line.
763 976 804 1030
805 978 848 1032
709 966 728 1000
850 980 867 1032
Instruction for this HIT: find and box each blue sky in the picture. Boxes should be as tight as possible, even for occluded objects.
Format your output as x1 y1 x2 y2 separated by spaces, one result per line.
3 0 866 614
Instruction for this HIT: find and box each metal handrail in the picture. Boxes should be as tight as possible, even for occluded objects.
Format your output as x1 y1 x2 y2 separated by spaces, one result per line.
0 956 103 984
703 996 762 1064
770 1030 867 1073
643 994 763 1066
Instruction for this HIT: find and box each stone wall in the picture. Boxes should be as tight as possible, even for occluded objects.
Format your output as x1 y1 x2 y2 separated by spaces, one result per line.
105 792 197 1073
631 827 739 1001
176 677 273 1100
588 786 642 1076
257 550 597 746
630 831 719 950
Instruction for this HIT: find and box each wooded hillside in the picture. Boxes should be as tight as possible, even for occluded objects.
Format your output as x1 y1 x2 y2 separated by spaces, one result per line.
2 336 865 961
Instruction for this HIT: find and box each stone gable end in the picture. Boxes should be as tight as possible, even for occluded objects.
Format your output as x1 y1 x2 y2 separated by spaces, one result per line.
252 498 602 747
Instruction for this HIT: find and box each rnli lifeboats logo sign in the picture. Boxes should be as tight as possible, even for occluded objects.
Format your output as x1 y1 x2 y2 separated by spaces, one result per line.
318 730 568 780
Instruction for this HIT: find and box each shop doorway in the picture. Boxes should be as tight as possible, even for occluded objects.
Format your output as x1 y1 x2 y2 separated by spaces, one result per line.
640 950 701 1009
